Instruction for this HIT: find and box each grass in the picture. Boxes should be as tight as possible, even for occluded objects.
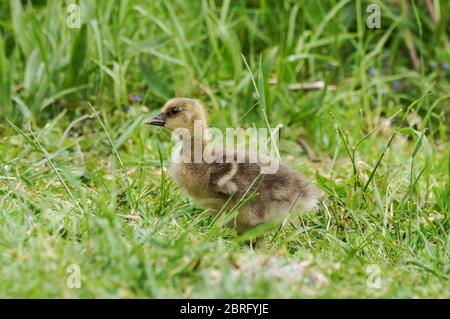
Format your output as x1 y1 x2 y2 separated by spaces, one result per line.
0 0 449 298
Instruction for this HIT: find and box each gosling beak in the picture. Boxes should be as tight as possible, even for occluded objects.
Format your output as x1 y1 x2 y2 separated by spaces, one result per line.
144 112 166 126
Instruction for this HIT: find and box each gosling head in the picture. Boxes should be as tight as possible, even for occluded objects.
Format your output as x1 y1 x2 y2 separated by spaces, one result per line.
144 98 207 135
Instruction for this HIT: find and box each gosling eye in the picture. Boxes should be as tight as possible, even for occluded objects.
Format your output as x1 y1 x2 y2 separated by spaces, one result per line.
168 107 181 116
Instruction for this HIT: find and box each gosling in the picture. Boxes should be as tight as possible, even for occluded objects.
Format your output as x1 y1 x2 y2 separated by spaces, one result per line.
145 98 317 245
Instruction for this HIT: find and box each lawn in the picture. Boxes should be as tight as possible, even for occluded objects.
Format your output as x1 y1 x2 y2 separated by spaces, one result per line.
0 0 449 298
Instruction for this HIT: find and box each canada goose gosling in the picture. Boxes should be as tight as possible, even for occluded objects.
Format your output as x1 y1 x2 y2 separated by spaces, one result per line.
145 98 317 246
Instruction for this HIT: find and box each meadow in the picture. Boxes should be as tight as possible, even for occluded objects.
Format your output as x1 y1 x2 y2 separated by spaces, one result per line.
0 0 449 298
